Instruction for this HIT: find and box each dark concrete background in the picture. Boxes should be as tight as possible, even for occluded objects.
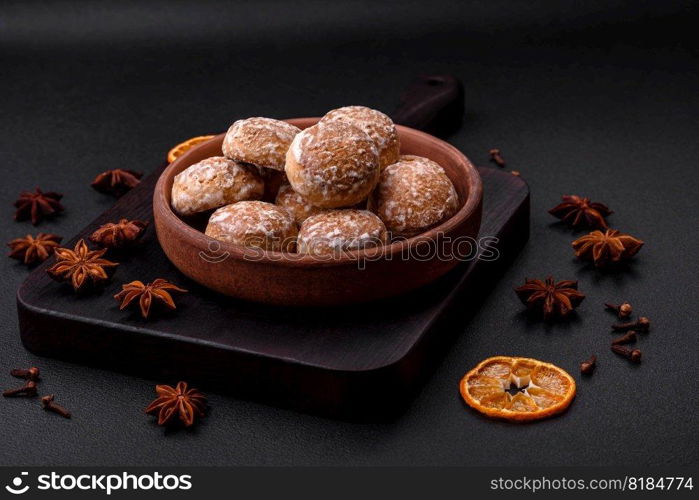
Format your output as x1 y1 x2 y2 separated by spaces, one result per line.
1 0 697 465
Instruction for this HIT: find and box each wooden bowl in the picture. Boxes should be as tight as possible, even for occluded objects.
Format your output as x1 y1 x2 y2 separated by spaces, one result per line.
153 118 483 306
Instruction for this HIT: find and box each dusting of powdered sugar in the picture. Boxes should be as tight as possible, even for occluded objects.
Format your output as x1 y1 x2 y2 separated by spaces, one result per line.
205 201 298 252
290 131 306 164
222 117 300 171
275 184 327 224
320 106 400 167
286 121 379 207
171 156 264 216
370 155 459 237
297 209 387 255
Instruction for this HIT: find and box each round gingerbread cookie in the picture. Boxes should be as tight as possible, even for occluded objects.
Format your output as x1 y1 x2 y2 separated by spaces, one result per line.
205 201 298 252
275 184 327 225
369 155 459 237
320 105 400 169
222 117 301 171
285 121 380 209
297 209 387 256
171 156 264 216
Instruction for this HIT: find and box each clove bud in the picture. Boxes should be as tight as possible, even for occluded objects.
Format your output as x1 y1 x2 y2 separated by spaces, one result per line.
611 330 637 345
41 395 71 419
3 380 38 397
10 366 40 381
612 316 650 333
580 355 597 375
488 148 506 167
605 302 632 319
611 345 642 363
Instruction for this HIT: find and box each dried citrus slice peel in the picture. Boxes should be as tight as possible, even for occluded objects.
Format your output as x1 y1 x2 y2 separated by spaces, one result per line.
167 135 215 163
459 356 576 422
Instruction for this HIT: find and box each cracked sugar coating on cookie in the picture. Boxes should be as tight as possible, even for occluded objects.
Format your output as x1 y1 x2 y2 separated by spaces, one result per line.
205 201 298 252
370 155 459 237
171 156 264 216
297 209 387 255
320 106 400 169
222 117 301 171
285 121 380 209
275 184 327 225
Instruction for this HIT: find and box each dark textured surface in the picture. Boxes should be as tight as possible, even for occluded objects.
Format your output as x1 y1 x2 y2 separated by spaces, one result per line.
16 163 527 420
1 0 698 466
17 159 529 422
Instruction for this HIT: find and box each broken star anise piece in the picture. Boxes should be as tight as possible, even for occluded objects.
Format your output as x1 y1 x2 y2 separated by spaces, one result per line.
515 277 585 320
47 239 119 291
89 219 148 249
572 229 644 267
8 233 63 265
14 188 64 225
548 195 612 229
114 279 187 318
91 169 143 197
145 381 206 427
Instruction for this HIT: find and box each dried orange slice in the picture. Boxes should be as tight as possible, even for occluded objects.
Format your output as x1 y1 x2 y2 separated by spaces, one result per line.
167 135 215 163
459 356 576 422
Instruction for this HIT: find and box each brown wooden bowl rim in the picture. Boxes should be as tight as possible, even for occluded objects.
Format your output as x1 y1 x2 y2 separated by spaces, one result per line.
154 118 483 268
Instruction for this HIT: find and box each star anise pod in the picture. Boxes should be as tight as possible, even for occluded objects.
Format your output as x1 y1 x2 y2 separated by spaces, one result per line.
145 381 206 427
572 229 644 267
515 277 585 320
8 233 63 265
47 239 119 291
91 169 143 197
548 195 612 229
14 188 64 225
114 279 187 318
89 219 148 249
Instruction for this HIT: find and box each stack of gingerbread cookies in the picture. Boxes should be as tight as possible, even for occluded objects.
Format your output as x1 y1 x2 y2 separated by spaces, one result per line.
171 106 459 256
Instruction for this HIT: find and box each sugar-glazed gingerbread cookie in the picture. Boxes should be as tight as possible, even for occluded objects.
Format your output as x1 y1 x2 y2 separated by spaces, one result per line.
171 156 264 216
285 121 380 208
275 184 327 225
297 209 387 255
223 117 300 171
320 105 400 169
369 155 459 237
205 201 297 252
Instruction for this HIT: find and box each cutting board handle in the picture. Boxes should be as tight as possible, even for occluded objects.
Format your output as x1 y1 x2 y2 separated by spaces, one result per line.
391 75 464 138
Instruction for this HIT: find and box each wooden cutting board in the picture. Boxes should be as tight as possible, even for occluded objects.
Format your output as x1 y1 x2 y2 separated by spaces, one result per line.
16 77 530 421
